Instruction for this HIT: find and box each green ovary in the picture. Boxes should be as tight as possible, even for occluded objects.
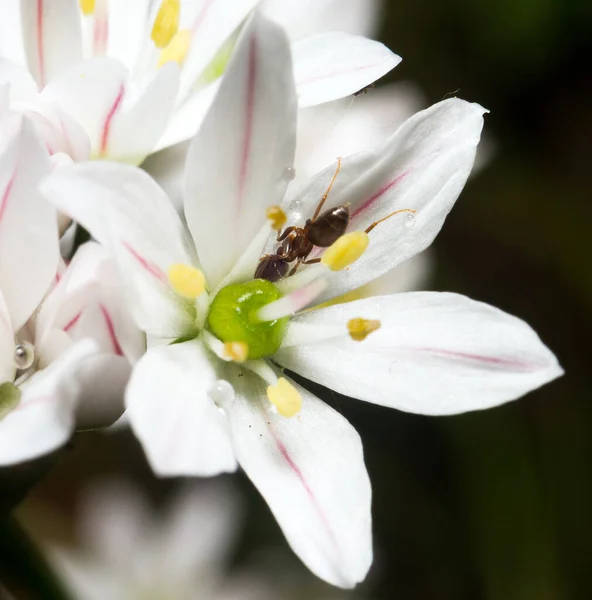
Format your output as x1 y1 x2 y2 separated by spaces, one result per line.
207 279 288 360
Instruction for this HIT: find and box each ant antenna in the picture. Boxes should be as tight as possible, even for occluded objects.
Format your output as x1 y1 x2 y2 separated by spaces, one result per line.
312 157 342 221
364 208 416 234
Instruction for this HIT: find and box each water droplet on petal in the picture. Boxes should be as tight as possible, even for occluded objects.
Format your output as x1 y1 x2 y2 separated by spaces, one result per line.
405 213 416 228
14 341 35 370
283 166 296 181
208 379 235 408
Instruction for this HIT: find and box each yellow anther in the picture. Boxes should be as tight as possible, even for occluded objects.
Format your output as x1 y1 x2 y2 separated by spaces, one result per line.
79 0 96 15
347 317 381 341
321 231 369 271
157 28 192 67
223 341 249 363
151 0 181 49
266 205 287 231
168 263 206 299
267 377 302 418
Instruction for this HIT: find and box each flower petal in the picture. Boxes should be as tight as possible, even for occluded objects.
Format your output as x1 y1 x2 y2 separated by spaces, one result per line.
41 162 196 338
42 58 179 164
20 0 83 88
276 292 563 415
176 0 260 105
126 340 238 476
277 98 486 303
293 32 401 107
106 63 180 165
184 13 297 288
155 79 220 151
0 339 96 466
261 0 383 40
0 4 26 66
0 116 59 330
104 0 152 69
224 370 371 588
292 82 423 190
0 58 39 101
35 242 145 428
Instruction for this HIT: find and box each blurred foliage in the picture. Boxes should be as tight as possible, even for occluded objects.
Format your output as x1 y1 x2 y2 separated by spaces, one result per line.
7 0 592 599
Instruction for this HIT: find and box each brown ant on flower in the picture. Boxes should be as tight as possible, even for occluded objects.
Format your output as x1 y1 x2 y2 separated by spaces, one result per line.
255 158 415 282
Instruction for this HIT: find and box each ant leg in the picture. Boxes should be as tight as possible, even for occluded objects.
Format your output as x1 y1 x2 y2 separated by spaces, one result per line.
288 259 303 276
277 225 297 242
311 157 343 221
364 208 416 234
302 258 321 265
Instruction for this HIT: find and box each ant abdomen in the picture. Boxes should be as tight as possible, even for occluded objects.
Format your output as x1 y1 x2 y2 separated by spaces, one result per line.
254 255 289 282
307 205 350 247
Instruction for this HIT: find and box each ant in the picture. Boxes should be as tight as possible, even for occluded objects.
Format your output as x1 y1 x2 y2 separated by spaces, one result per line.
254 158 415 282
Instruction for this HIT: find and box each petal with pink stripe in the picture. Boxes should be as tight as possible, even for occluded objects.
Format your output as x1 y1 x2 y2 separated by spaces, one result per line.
225 370 372 588
293 32 401 107
275 98 487 303
41 161 196 338
0 117 58 330
184 13 297 288
20 0 83 88
275 292 563 415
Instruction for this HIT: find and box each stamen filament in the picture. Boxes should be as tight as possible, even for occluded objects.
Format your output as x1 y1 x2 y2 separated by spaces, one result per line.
254 278 327 322
276 262 325 295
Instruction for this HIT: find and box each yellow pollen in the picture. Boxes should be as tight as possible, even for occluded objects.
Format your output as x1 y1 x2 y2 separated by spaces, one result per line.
168 263 206 299
266 205 287 231
151 0 181 49
347 317 381 341
157 28 192 67
223 341 249 363
321 231 369 271
79 0 96 15
267 377 302 418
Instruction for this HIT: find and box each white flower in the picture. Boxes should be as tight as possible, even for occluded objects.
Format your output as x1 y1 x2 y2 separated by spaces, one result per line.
145 0 400 205
0 0 400 165
0 115 143 465
47 480 272 600
42 14 562 588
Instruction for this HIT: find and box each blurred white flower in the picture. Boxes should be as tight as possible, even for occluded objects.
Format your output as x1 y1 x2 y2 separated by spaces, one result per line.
43 13 562 588
0 1 399 165
0 115 143 465
49 480 272 600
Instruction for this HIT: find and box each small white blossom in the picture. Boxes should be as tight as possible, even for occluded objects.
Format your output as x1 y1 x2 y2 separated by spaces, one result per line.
0 114 143 465
47 481 273 600
0 0 400 165
42 14 562 588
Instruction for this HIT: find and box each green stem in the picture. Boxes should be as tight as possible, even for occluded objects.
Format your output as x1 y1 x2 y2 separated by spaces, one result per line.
0 516 73 600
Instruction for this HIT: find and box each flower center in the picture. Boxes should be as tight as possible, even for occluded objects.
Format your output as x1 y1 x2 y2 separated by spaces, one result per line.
207 280 288 360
